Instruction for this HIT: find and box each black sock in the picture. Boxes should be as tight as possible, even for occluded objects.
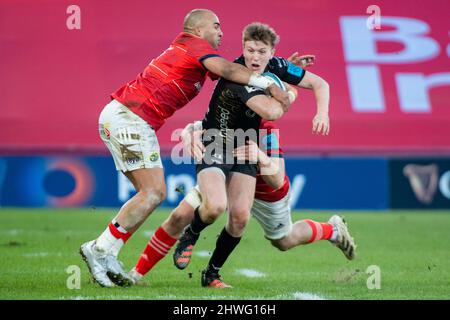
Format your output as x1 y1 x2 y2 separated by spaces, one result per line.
207 228 241 273
190 207 210 235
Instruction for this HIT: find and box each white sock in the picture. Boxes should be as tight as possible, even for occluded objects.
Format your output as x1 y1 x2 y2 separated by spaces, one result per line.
110 238 125 257
95 227 118 254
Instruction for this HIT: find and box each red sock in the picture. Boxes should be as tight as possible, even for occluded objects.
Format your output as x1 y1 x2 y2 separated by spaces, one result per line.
108 220 132 242
304 220 334 243
135 227 177 276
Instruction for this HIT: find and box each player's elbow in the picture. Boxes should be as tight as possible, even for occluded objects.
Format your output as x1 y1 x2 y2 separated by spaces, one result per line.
320 79 329 92
268 109 284 121
259 106 283 121
313 76 329 92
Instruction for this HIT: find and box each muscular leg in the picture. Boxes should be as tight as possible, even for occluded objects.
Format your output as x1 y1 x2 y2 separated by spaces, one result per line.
162 199 196 238
196 169 228 225
173 169 227 270
131 196 197 281
226 172 255 237
116 167 166 233
270 220 313 251
202 172 255 288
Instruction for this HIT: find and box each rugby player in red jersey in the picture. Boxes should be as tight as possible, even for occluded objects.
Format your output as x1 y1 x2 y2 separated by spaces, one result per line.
79 9 293 287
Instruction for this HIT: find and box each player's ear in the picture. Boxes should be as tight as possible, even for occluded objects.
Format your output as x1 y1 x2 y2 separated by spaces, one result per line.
193 26 203 37
270 47 275 59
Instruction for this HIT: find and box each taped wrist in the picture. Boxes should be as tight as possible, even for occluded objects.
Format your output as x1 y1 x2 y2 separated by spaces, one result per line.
288 91 296 103
248 73 275 89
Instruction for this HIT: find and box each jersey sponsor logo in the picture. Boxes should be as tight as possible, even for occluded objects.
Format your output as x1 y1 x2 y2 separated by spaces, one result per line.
99 123 110 139
287 62 304 77
194 82 202 92
149 151 160 162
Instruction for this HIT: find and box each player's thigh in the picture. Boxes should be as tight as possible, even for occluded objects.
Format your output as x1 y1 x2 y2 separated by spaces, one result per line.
251 194 293 241
227 172 256 217
99 99 163 174
127 167 166 195
197 168 227 212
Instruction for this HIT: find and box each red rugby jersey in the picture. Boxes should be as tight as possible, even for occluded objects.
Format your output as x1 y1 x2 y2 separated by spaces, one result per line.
112 32 220 131
255 120 290 202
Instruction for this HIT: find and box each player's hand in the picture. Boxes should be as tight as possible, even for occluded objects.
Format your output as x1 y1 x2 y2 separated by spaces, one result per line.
182 129 205 161
288 52 316 68
233 140 259 163
312 113 330 135
268 83 291 111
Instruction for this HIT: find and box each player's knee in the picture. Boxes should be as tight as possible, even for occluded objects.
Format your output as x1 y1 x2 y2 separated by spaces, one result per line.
140 187 166 209
170 208 191 229
228 211 250 232
203 200 226 219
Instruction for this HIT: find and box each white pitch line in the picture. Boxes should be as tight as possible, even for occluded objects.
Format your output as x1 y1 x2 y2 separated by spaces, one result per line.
22 252 62 258
235 268 266 278
292 291 327 300
64 295 145 300
195 250 211 258
143 230 154 238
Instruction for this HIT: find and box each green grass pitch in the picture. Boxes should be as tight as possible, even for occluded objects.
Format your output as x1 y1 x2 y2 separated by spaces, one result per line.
0 208 449 300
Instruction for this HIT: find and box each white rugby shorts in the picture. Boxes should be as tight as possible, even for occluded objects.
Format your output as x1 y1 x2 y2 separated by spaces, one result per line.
98 99 163 172
251 193 293 240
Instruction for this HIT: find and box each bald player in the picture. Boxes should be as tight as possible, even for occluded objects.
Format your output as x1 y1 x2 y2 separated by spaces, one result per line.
80 9 292 288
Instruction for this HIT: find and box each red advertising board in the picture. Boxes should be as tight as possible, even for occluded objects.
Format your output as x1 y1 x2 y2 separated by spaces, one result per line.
1 0 449 154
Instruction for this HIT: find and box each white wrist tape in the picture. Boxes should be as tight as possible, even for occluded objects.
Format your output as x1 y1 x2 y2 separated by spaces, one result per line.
248 73 275 89
288 91 296 103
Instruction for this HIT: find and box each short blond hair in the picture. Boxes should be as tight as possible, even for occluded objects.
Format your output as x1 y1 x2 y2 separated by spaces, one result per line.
243 22 279 48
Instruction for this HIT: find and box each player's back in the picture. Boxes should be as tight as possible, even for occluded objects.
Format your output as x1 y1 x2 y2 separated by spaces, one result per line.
112 32 219 131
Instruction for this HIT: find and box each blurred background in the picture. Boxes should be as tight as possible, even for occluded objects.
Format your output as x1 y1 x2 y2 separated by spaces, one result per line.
1 0 449 210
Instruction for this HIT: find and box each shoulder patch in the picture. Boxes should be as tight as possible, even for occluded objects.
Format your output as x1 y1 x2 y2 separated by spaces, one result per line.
287 62 304 77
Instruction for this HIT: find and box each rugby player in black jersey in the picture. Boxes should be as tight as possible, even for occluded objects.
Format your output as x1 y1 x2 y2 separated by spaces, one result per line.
128 23 330 287
172 23 329 288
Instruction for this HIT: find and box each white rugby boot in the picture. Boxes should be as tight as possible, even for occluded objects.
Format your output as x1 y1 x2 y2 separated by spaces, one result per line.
328 215 357 260
79 240 115 287
128 267 144 285
104 254 134 287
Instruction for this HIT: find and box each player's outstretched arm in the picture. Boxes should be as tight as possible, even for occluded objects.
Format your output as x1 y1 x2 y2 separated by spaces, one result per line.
297 71 330 135
202 56 292 108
